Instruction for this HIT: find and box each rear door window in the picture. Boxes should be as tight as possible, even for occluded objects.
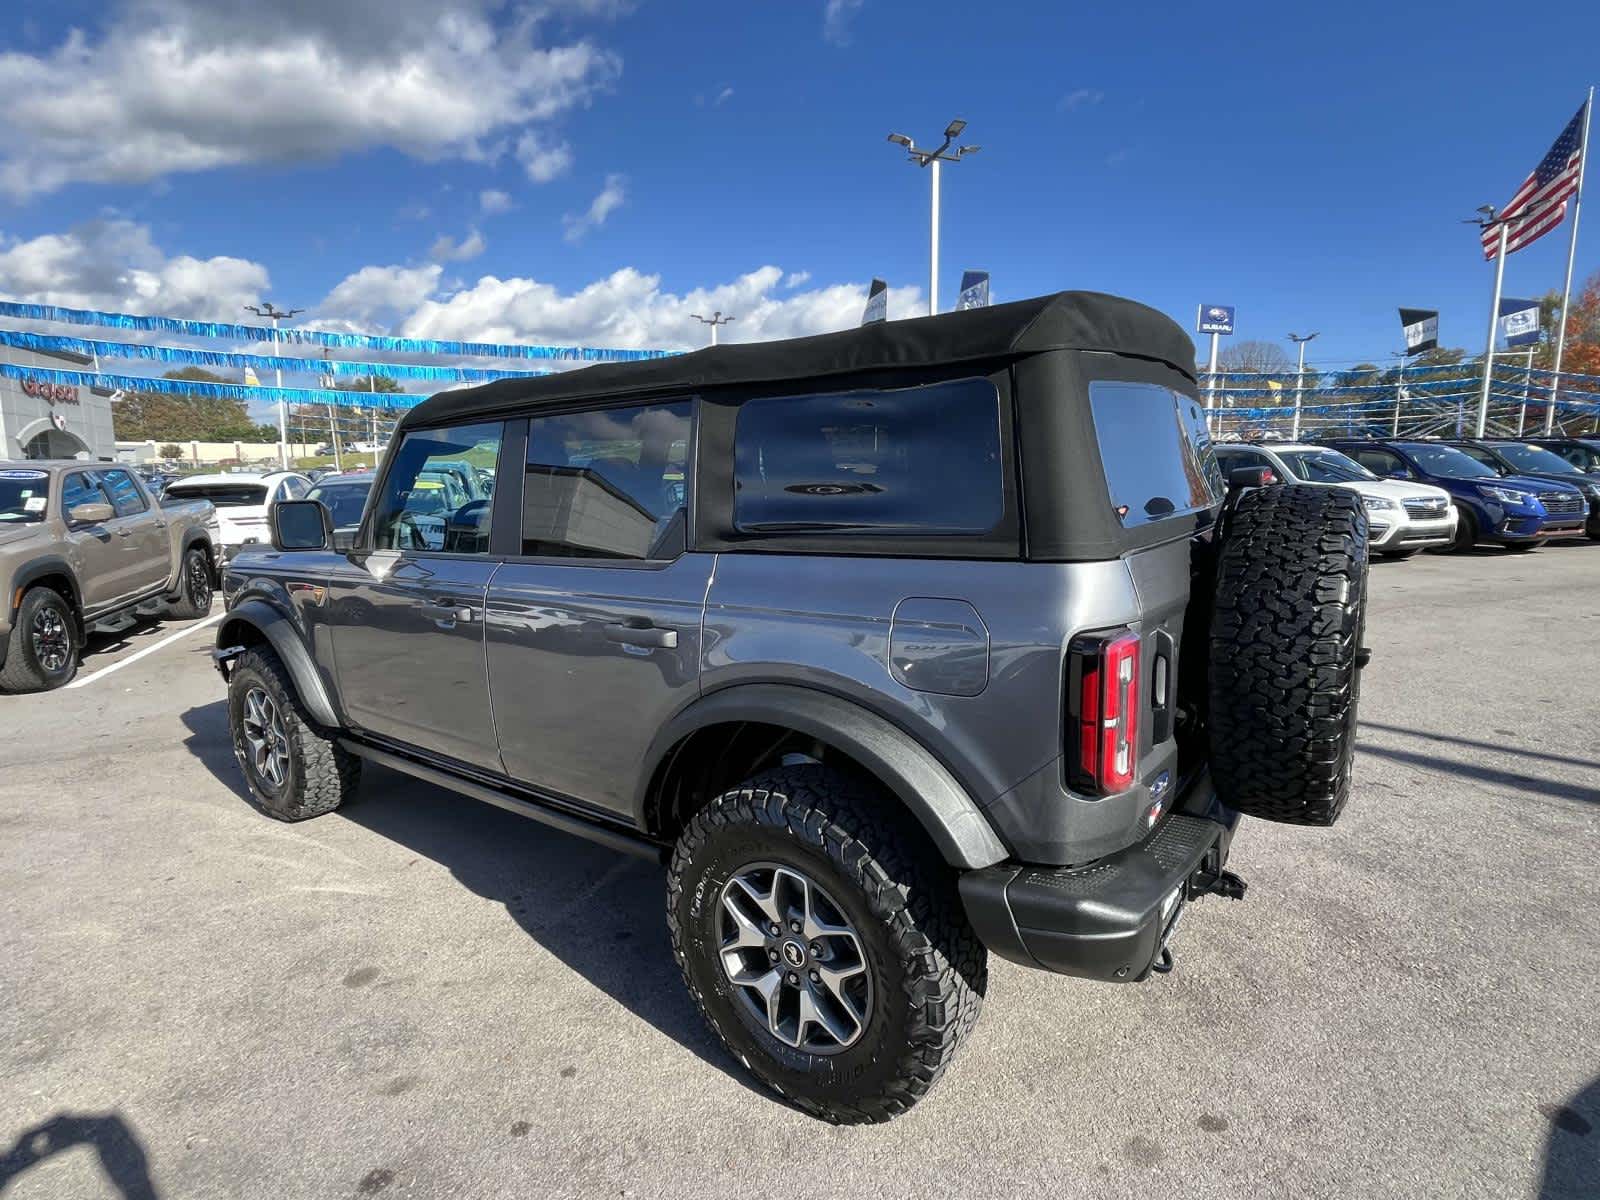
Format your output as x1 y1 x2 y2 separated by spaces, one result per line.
1089 382 1221 526
521 401 692 560
99 469 149 517
733 378 1003 534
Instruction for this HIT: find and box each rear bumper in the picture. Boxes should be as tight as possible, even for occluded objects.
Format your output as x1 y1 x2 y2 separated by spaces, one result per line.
960 783 1239 983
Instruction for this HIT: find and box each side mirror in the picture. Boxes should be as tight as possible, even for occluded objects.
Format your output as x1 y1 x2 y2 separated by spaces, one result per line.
68 501 115 525
270 499 333 551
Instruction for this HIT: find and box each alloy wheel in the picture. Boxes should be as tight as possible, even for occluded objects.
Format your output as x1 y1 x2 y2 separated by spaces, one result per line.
188 553 213 610
241 687 291 790
718 862 872 1054
31 605 70 674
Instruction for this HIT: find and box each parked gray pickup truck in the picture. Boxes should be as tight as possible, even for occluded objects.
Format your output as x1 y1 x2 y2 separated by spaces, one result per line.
215 292 1369 1122
0 461 220 691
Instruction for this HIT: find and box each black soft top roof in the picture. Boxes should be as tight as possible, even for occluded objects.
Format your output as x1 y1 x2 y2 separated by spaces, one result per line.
399 289 1195 430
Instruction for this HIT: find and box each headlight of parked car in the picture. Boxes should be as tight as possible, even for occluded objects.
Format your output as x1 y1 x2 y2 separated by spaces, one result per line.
1478 484 1531 505
1361 495 1397 512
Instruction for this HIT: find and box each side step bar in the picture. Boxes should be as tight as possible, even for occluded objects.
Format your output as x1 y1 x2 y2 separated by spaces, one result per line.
339 739 667 863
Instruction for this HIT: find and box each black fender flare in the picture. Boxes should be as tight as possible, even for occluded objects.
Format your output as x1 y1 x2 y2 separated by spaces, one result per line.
214 598 340 728
638 683 1010 870
8 555 82 621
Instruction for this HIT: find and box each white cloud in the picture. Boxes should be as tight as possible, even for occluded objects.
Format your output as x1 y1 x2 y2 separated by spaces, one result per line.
1059 88 1104 112
783 271 811 289
479 188 514 215
515 131 575 183
0 218 267 318
0 0 620 198
428 228 488 262
823 0 864 45
714 86 734 106
562 174 626 242
397 264 923 350
316 263 444 327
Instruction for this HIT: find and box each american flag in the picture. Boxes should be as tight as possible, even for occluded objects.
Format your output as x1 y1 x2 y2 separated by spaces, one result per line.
1482 103 1588 258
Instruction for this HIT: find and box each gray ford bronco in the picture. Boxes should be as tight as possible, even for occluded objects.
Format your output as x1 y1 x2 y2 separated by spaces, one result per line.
214 292 1369 1122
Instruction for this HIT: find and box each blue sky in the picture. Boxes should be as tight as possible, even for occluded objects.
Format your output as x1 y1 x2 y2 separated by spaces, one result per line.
0 0 1596 373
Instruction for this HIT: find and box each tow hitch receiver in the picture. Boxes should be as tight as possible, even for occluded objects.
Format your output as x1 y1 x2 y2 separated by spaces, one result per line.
1189 867 1248 902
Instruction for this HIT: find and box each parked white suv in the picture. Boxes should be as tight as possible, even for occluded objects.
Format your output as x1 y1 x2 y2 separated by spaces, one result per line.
162 471 312 559
1215 442 1456 558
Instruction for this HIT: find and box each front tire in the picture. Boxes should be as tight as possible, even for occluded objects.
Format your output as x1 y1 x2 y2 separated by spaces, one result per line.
1450 508 1479 552
667 765 986 1124
0 587 79 693
166 545 215 619
227 647 359 820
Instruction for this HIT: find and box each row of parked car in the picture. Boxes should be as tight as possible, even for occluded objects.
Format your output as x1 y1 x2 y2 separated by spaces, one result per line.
1213 435 1600 555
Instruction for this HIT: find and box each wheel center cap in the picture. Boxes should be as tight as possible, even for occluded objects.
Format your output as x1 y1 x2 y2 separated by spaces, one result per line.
780 939 806 968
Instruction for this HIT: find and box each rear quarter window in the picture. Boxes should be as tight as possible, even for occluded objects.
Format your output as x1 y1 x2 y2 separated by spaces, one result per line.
733 378 1003 534
1089 382 1221 526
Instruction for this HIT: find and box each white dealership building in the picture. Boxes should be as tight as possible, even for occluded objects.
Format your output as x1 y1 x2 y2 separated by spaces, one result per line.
0 344 116 461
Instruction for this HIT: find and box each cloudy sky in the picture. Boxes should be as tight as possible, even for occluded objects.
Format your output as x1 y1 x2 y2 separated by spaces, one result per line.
0 0 1597 373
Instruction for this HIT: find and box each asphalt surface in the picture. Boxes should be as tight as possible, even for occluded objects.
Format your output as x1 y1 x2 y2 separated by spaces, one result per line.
2 544 1597 1199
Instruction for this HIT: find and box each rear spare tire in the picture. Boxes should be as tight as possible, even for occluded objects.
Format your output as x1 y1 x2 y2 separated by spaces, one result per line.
1208 484 1369 825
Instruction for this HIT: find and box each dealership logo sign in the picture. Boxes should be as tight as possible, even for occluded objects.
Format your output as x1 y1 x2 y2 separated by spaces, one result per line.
21 378 79 404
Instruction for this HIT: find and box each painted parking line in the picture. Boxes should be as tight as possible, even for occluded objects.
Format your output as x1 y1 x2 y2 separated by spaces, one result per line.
66 612 224 690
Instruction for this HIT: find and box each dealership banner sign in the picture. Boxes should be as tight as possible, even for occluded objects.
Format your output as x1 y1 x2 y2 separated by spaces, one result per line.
956 270 991 310
1498 298 1541 348
860 278 888 326
1399 308 1439 355
1196 304 1235 335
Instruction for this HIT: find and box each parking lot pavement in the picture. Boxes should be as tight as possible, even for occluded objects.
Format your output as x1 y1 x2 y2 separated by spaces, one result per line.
1 547 1596 1200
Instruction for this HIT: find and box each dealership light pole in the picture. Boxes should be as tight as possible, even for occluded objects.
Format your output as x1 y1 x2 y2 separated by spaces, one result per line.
690 311 736 346
246 302 304 468
1289 332 1318 440
887 120 980 316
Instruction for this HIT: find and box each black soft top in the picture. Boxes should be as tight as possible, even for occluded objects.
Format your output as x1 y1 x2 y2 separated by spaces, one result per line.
399 290 1195 430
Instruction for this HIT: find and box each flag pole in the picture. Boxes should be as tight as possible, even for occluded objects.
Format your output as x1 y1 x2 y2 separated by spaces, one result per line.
1546 86 1594 435
1476 220 1510 438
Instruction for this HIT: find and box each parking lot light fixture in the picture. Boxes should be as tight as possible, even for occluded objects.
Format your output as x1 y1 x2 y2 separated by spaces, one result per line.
246 302 305 469
1289 332 1319 440
690 312 736 346
885 120 980 316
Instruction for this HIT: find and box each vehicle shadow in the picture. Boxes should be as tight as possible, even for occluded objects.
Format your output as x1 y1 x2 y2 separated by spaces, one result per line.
0 1110 158 1199
1356 742 1599 805
1537 1075 1597 1199
177 702 765 1101
1359 721 1600 773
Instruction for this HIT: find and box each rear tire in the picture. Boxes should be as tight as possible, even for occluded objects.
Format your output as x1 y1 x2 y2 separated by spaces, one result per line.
0 587 79 693
166 545 215 619
1208 485 1369 826
667 764 986 1124
227 646 359 820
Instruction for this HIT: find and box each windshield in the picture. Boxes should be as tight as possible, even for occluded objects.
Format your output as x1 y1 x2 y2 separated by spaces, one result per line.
1493 443 1579 475
306 480 372 526
1398 444 1498 480
165 483 268 507
1277 449 1376 484
0 470 50 523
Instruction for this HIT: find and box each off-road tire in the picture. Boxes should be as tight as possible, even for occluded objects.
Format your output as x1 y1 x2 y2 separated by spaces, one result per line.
1208 484 1369 825
166 545 215 619
227 646 359 820
667 764 986 1124
0 587 79 692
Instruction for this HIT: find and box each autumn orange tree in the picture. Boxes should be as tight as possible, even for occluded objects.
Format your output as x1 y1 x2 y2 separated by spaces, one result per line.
1536 267 1600 376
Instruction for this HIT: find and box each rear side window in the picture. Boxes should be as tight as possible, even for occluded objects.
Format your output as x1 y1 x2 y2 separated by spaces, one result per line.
733 378 1003 534
1089 382 1221 526
521 401 692 560
167 484 269 507
99 469 149 517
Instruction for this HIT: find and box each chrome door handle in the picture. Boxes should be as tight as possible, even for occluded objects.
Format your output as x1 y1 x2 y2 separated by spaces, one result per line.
604 621 678 649
116 528 132 538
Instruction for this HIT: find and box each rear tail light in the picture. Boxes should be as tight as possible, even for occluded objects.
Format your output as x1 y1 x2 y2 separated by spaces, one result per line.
1067 628 1142 795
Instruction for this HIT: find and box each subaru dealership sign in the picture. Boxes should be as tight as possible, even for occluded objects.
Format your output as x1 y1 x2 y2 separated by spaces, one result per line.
1196 304 1235 335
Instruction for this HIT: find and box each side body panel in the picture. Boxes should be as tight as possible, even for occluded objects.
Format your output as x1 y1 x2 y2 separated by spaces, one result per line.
484 553 714 815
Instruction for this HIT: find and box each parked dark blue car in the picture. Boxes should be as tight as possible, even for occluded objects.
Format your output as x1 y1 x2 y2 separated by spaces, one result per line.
1451 440 1600 540
1325 439 1587 552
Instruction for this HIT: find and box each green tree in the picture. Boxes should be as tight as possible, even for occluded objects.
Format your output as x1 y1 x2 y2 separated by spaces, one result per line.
158 443 182 459
113 368 277 442
342 374 404 394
